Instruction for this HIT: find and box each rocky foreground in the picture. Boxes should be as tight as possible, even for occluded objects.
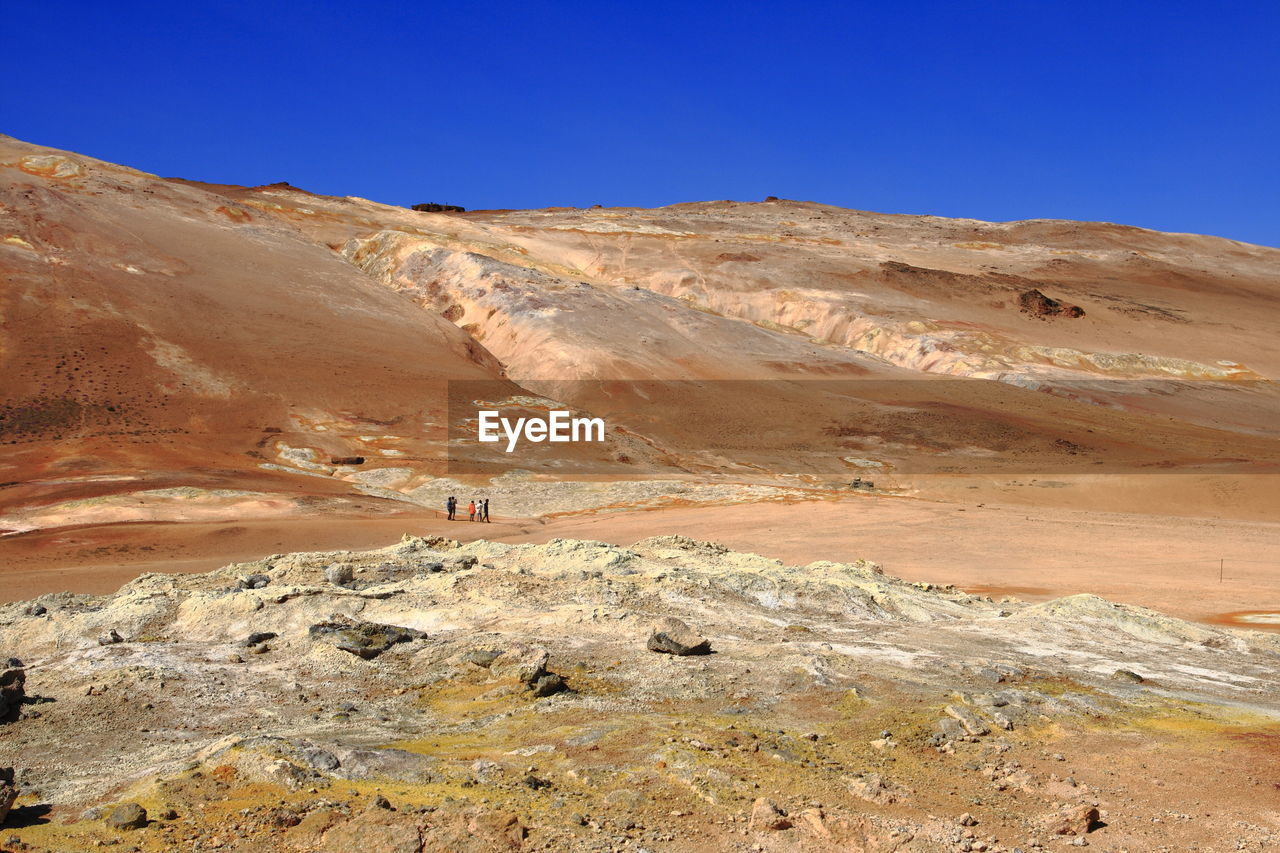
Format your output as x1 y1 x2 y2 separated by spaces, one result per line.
1 536 1278 852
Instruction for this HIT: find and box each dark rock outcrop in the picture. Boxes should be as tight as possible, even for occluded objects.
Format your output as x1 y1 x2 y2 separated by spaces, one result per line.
1019 288 1085 319
411 202 465 213
106 802 148 830
308 619 425 659
0 767 16 826
0 663 24 721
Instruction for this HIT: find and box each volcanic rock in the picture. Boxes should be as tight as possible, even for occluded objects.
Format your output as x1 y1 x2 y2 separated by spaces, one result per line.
0 665 24 721
307 619 425 659
105 802 147 830
646 616 711 655
0 767 16 826
1046 804 1101 835
490 643 549 684
749 797 791 831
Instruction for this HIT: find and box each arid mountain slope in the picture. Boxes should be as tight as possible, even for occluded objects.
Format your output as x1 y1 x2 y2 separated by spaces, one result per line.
2 136 1278 542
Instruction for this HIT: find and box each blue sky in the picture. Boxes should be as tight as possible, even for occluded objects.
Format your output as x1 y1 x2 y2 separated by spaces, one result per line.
4 1 1278 246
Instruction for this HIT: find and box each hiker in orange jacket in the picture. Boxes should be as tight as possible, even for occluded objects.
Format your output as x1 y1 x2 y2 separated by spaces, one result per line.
468 500 476 522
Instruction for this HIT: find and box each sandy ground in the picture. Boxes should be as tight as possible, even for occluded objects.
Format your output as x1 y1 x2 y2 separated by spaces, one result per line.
3 495 1277 629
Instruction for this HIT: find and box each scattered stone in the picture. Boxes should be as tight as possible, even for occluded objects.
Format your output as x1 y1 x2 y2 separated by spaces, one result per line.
324 563 354 586
1113 669 1146 683
157 807 178 821
98 629 124 646
522 773 551 790
24 603 46 617
244 631 278 647
530 673 567 697
646 616 711 656
0 768 16 826
227 653 244 664
1045 804 1100 836
239 573 271 590
749 797 791 831
105 802 148 830
848 772 904 805
490 644 549 684
372 794 392 810
464 649 502 668
300 747 340 772
308 618 425 659
959 812 979 826
419 561 445 574
945 704 991 737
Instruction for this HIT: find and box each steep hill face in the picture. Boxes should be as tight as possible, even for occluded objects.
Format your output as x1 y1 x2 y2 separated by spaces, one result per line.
2 136 1278 540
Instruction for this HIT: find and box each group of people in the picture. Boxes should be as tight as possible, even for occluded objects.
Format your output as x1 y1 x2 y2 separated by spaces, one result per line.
446 495 490 523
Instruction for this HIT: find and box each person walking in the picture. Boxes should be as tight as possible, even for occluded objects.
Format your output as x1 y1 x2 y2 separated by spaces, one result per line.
468 499 476 522
446 495 455 521
483 498 490 523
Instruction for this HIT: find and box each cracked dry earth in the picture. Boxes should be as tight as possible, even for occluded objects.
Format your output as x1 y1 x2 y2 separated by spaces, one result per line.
1 535 1278 852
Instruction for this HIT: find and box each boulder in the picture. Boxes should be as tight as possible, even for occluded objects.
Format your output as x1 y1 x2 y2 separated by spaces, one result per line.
749 797 791 831
106 802 148 829
97 629 124 646
944 704 990 736
239 574 271 590
244 631 278 647
1045 804 1100 835
490 644 549 684
325 564 354 586
530 673 567 697
646 617 711 656
0 664 24 721
300 747 340 772
464 649 501 668
308 619 425 659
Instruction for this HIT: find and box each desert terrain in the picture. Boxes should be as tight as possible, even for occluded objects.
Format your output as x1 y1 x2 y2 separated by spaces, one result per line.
1 135 1278 850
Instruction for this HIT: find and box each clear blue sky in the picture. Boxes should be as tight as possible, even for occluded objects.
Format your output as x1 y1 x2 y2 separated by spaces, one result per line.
4 1 1278 246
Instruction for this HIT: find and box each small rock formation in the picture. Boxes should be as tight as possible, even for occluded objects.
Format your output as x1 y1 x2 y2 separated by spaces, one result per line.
749 797 791 831
239 573 271 590
530 672 567 697
464 648 502 668
0 767 17 826
243 631 278 648
1045 804 1100 835
329 456 365 465
0 661 24 721
944 704 991 736
324 564 354 586
97 629 124 646
1113 668 1146 683
1019 288 1085 319
646 616 711 656
490 644 550 684
106 802 148 829
308 619 425 659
